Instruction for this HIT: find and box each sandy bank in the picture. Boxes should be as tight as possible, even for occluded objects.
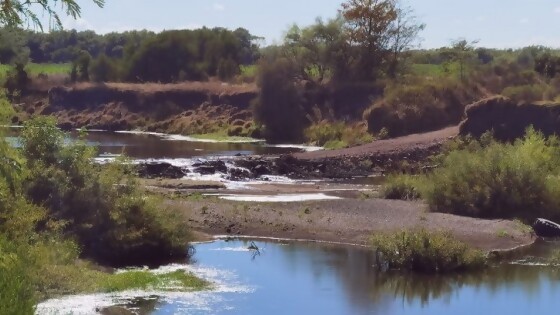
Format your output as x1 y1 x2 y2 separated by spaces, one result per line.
173 197 534 253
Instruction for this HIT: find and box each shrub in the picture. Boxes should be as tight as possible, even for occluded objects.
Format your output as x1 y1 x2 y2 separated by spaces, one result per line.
501 84 546 103
0 237 36 314
423 129 560 222
304 121 373 148
21 117 192 266
381 175 423 200
371 229 486 273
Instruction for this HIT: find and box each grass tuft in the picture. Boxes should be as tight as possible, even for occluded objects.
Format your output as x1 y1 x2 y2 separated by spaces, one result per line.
371 229 486 273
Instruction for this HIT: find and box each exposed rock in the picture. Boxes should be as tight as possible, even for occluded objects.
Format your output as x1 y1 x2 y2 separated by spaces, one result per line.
137 162 186 179
533 218 560 238
460 96 560 140
193 160 228 175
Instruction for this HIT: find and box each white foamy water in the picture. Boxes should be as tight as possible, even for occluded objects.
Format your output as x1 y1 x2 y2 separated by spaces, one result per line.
115 130 168 137
212 193 342 202
93 156 302 190
114 130 265 144
162 134 265 144
209 246 253 252
267 144 324 152
36 263 253 315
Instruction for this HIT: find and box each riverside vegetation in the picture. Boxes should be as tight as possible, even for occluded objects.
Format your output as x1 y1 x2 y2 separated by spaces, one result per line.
382 128 560 223
7 1 560 147
0 96 201 312
371 229 486 273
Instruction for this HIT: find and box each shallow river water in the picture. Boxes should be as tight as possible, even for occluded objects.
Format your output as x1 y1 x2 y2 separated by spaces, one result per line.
38 239 560 315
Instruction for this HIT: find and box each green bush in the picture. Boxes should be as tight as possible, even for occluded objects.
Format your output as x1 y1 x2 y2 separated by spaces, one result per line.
381 175 423 200
0 237 36 314
371 229 486 273
423 129 560 222
21 117 192 266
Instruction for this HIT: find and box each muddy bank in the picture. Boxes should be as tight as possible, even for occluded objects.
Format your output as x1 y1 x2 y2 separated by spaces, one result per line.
460 96 560 140
16 82 259 136
172 197 534 252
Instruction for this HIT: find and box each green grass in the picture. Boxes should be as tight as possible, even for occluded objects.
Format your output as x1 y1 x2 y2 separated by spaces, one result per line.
411 63 459 77
101 270 210 293
240 65 258 77
36 264 210 299
0 63 70 78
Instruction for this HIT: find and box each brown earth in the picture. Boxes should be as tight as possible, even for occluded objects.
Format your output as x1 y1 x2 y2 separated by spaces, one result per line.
460 95 560 140
295 126 459 160
15 81 258 135
172 196 534 253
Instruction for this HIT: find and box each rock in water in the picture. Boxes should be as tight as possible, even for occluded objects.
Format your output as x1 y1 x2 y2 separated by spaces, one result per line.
137 162 186 179
533 218 560 237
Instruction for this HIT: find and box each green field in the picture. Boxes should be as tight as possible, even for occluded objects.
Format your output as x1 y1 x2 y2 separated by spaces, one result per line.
0 63 71 78
411 63 460 77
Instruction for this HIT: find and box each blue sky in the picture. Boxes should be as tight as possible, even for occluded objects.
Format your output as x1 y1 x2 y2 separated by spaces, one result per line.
59 0 560 48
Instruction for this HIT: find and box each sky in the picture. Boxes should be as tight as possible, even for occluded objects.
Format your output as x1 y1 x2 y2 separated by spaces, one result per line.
54 0 560 49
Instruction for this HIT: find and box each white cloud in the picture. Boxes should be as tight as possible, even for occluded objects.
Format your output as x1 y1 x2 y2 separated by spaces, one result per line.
519 18 530 24
554 6 560 14
212 3 225 11
62 17 93 31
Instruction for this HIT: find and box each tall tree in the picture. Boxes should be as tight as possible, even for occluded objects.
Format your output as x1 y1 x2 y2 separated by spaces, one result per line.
444 38 479 81
0 0 105 31
386 3 424 77
340 0 397 79
340 0 423 80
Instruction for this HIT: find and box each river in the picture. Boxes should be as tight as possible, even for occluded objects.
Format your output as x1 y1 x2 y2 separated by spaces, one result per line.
37 238 560 315
14 128 560 314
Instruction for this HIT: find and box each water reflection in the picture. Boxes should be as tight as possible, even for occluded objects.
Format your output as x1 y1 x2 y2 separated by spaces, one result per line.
5 129 299 159
46 239 560 315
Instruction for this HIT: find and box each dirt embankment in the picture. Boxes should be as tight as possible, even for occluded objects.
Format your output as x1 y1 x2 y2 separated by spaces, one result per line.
460 96 560 140
270 126 459 178
17 82 258 134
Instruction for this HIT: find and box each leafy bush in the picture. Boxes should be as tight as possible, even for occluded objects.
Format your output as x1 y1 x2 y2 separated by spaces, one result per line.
381 175 423 200
423 129 560 222
0 237 36 314
371 229 486 273
21 117 192 266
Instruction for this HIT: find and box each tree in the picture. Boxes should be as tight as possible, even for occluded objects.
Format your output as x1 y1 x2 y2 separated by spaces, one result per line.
90 53 118 82
386 3 425 77
444 39 479 81
253 58 306 142
283 18 350 83
340 0 397 79
340 0 423 80
0 0 105 31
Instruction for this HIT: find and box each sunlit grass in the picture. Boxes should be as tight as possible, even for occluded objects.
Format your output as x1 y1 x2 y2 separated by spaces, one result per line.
0 63 70 78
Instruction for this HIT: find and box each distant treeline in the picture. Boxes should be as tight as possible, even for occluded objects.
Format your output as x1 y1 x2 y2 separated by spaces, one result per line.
0 27 261 82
